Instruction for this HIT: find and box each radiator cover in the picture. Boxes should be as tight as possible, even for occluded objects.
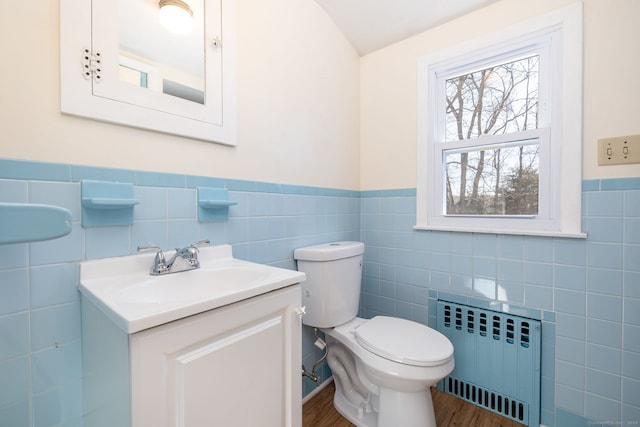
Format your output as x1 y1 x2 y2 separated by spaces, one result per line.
436 301 541 427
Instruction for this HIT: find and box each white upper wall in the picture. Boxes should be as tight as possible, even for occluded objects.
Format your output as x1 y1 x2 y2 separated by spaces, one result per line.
2 0 638 192
0 0 360 190
360 0 640 190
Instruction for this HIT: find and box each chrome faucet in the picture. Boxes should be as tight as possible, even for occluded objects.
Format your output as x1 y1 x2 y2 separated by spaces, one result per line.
138 240 210 275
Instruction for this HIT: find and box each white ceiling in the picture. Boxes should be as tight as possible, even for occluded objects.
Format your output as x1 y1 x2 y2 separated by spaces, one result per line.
314 0 499 55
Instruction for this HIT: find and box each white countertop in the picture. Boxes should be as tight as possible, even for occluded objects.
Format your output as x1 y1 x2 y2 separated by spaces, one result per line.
79 245 305 333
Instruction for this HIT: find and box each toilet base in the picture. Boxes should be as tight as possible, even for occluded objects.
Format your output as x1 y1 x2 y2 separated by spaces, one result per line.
332 385 436 427
377 387 435 427
326 337 439 427
333 389 377 427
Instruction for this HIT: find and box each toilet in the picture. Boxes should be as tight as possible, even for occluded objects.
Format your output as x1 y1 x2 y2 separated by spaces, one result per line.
295 241 454 427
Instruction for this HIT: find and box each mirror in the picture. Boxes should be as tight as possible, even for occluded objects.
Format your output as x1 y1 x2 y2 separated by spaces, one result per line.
118 0 205 104
60 0 237 145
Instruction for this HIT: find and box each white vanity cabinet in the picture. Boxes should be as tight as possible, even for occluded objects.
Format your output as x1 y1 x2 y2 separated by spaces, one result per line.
82 285 302 427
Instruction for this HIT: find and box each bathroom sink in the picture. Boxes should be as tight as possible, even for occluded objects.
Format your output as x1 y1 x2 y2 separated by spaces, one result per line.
116 266 269 305
79 244 305 333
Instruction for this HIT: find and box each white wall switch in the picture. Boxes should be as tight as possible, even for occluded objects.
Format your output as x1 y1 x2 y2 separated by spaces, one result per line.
598 134 640 165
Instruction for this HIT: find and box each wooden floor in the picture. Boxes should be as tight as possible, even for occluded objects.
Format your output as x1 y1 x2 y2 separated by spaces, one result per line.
303 381 526 427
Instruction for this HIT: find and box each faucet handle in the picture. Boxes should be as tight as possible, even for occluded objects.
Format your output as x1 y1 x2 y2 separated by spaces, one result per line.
137 245 168 274
190 240 210 248
137 245 162 254
137 245 163 255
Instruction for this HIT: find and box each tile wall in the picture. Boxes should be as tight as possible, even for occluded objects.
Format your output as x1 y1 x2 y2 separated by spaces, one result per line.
0 158 638 427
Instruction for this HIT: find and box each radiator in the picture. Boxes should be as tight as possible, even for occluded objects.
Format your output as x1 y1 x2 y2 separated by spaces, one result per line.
436 301 541 427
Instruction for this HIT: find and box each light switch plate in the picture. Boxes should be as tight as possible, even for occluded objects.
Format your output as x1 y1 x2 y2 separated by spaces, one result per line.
598 134 640 165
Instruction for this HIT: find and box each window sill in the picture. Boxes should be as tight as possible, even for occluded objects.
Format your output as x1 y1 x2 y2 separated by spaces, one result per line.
413 224 587 239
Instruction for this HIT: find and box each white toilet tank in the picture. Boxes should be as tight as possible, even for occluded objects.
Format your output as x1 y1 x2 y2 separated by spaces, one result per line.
294 242 364 328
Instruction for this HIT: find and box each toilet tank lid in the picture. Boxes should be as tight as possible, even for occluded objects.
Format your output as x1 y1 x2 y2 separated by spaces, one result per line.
294 241 364 261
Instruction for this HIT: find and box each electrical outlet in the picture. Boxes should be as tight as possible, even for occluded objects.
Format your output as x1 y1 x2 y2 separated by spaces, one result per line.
598 134 640 165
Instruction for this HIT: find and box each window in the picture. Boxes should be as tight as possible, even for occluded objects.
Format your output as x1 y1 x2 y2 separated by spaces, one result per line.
416 3 584 237
443 54 542 216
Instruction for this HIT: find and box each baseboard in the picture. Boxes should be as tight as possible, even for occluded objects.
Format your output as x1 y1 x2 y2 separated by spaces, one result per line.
302 376 334 404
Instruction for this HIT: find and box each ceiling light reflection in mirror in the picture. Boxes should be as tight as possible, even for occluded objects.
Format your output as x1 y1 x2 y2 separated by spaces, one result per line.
159 0 194 34
118 0 205 104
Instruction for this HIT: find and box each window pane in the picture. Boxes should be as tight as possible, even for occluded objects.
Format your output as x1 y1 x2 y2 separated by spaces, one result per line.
445 56 539 142
445 144 539 215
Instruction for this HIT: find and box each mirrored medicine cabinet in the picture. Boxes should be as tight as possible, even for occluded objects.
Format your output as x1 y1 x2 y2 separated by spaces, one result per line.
60 0 237 145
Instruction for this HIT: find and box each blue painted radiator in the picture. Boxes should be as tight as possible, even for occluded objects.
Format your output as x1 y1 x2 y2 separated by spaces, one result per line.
436 301 541 427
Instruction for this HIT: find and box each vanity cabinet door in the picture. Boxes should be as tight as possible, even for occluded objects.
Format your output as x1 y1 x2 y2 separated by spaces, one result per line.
130 285 302 427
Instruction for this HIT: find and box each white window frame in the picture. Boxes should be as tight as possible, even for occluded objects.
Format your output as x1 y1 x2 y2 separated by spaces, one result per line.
416 3 584 238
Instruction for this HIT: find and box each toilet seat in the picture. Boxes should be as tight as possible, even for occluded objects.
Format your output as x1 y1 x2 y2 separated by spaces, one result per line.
325 316 455 391
354 316 453 367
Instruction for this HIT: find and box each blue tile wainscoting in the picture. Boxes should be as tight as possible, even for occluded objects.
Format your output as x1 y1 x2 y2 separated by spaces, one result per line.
0 157 638 427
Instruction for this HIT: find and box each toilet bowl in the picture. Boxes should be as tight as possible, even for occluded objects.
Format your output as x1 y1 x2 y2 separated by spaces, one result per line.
294 241 455 427
323 316 454 427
